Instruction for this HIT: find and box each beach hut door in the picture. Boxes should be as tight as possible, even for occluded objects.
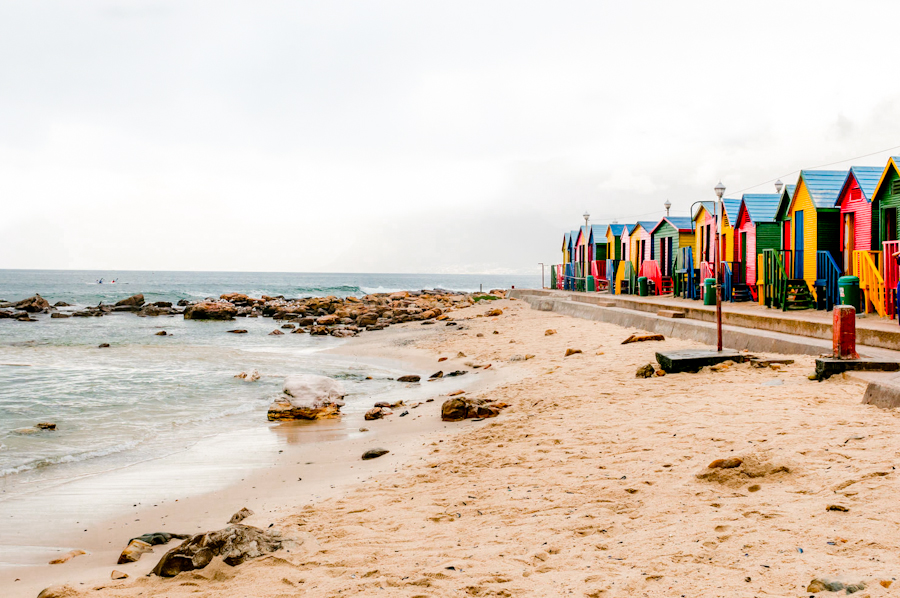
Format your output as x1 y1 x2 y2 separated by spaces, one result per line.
740 232 747 281
794 211 804 277
843 213 854 273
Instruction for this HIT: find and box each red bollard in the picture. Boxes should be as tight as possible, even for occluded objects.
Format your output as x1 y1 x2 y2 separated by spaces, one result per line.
833 305 859 360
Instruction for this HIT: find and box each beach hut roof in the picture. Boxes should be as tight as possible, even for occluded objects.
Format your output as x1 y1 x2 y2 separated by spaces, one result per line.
650 216 693 234
840 165 886 203
871 157 900 202
607 223 627 237
774 184 797 221
589 224 608 244
722 198 742 221
740 193 780 223
636 220 658 233
693 201 716 219
798 170 849 209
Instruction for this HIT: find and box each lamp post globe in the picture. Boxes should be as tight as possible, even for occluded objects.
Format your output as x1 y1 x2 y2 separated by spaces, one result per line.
664 199 671 216
775 179 784 194
714 181 725 199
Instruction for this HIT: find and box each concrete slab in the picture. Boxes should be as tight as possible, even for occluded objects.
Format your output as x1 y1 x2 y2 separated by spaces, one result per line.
656 349 748 374
657 310 685 318
862 374 900 409
814 358 900 380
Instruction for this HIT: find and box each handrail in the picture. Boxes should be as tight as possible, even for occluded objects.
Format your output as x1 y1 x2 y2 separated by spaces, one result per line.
816 251 841 311
722 262 732 302
854 250 886 317
606 259 618 294
674 247 696 299
762 249 787 309
883 241 900 317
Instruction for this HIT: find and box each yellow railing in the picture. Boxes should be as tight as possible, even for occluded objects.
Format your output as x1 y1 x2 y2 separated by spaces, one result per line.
854 250 886 317
615 261 626 294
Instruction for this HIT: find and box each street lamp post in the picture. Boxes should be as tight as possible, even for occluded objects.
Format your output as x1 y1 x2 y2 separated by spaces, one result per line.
583 211 590 292
664 199 671 217
714 181 726 352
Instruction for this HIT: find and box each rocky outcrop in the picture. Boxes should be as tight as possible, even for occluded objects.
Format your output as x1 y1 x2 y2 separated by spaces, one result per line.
15 294 50 313
441 396 508 421
184 301 238 320
151 524 282 577
267 374 346 420
115 294 145 308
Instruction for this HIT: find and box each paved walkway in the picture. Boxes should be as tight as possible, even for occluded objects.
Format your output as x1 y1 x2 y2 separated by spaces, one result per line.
534 288 900 334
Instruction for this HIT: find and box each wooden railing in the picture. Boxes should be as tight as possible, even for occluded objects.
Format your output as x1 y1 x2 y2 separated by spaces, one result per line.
606 259 618 294
615 261 635 294
883 241 900 317
722 263 732 302
762 249 788 309
674 247 697 299
816 251 841 311
640 260 662 295
854 250 886 317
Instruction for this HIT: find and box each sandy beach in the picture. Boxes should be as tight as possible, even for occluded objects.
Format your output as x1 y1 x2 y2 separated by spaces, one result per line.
19 297 900 597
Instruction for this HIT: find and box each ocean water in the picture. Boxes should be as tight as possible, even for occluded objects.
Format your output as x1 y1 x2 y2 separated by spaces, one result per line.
0 269 538 548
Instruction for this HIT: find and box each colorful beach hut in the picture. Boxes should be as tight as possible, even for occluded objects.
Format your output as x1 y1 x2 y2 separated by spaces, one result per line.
867 157 900 315
589 225 608 261
651 217 694 277
836 166 882 273
630 221 656 269
735 193 780 293
722 198 742 263
874 157 900 248
605 224 625 260
774 184 797 252
785 170 846 292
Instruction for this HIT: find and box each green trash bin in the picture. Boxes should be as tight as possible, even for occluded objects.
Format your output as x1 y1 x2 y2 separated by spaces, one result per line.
703 278 716 305
638 276 649 297
838 276 860 312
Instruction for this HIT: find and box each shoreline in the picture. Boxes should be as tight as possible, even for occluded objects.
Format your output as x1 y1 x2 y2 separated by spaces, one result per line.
1 303 515 598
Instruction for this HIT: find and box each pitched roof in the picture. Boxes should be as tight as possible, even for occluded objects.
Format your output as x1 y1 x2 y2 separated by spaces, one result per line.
740 193 780 223
636 220 659 234
607 224 626 237
722 198 742 222
693 201 716 219
590 224 608 241
774 184 797 221
650 217 694 234
840 165 885 203
799 170 848 209
872 157 900 202
621 224 637 236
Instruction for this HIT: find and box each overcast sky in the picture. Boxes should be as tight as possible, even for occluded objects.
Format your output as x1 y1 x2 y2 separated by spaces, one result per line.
3 1 900 274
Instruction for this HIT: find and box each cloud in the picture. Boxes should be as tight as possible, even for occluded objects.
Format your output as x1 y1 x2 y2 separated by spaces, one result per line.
3 1 900 272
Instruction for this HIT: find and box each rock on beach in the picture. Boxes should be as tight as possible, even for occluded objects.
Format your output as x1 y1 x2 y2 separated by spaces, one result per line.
151 524 282 577
267 374 346 420
184 301 238 320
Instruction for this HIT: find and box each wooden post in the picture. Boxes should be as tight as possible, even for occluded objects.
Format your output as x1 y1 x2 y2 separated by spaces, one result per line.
833 305 859 360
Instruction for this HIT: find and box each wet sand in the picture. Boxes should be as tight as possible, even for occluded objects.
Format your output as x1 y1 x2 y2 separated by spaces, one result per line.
15 298 900 597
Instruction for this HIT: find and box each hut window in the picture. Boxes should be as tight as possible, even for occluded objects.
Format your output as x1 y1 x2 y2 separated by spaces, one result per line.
892 179 900 197
850 189 862 201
